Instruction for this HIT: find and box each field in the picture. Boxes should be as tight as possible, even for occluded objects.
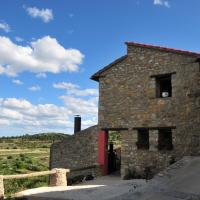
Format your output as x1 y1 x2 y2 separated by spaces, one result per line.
0 133 69 197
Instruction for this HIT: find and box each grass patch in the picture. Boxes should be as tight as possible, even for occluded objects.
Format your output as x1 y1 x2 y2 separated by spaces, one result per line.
0 133 68 197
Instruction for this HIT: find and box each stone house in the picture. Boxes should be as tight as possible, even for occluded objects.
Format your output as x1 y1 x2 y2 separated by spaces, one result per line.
50 42 200 179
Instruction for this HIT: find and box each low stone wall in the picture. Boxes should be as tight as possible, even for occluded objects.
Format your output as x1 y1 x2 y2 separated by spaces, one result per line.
50 125 101 179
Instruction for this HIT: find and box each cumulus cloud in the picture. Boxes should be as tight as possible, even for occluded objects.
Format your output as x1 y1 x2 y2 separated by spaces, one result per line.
153 0 170 7
0 21 10 32
60 95 98 116
0 96 98 135
25 6 53 23
15 36 24 42
53 82 98 96
0 36 84 76
12 79 24 85
28 85 41 91
53 82 78 90
36 73 47 79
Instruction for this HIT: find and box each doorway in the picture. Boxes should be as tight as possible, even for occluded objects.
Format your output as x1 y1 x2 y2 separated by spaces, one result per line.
98 129 122 176
108 131 121 175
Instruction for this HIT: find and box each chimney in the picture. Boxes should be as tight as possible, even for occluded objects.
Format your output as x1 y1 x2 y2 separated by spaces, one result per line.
74 115 81 134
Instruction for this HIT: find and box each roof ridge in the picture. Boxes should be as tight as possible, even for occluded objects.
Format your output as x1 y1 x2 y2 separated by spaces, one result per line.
125 41 200 57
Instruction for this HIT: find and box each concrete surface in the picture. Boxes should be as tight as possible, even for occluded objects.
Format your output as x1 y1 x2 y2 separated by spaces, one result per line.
15 157 200 200
114 156 200 200
15 175 146 200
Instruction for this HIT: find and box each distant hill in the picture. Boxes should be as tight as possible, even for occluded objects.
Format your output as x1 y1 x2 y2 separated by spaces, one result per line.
0 133 71 149
0 132 70 141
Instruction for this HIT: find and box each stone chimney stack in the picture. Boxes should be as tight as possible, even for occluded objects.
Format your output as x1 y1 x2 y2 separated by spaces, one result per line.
74 115 81 134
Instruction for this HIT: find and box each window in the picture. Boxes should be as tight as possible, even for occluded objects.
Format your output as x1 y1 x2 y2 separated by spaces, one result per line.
158 129 173 150
137 129 149 150
156 75 172 98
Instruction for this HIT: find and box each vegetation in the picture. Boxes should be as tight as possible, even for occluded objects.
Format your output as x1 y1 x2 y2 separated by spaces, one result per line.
108 131 121 147
0 133 69 197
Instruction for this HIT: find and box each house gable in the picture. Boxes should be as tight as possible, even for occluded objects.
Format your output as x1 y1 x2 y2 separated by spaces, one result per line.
91 42 200 82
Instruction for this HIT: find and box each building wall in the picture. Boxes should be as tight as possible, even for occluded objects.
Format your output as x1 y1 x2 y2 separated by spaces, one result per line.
98 45 200 177
50 125 101 178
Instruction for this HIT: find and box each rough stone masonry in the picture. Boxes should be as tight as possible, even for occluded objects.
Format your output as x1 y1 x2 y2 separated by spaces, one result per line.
51 42 200 179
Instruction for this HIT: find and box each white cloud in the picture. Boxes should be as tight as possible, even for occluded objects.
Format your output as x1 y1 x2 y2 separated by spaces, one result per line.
0 96 98 135
0 36 84 76
0 22 10 32
25 6 53 23
15 36 24 42
36 73 47 79
28 85 41 91
53 82 98 96
53 82 78 90
60 95 98 116
153 0 170 7
12 79 24 85
0 119 10 125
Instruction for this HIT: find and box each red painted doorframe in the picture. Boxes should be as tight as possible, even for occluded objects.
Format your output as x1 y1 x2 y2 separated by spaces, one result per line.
98 130 108 175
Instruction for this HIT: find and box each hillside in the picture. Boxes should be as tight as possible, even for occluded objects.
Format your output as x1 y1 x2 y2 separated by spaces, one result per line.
0 132 70 149
0 132 70 197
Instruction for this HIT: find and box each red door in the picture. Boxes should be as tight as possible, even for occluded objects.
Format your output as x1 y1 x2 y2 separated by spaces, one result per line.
98 130 108 175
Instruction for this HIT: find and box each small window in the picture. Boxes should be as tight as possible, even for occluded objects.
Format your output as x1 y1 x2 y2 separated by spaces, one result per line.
156 75 172 98
158 129 173 150
137 129 149 150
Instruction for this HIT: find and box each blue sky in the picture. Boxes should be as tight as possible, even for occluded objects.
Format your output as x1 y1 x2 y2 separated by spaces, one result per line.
0 0 200 136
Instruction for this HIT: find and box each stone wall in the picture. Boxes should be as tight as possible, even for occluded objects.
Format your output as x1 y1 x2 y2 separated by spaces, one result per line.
98 44 200 178
50 125 101 178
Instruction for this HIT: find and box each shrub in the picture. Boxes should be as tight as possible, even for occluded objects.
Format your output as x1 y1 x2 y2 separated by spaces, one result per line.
7 156 13 160
143 167 153 180
26 165 41 171
123 168 136 180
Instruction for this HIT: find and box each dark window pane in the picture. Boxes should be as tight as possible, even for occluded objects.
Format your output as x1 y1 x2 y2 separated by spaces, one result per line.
137 129 149 150
156 75 172 98
158 129 173 150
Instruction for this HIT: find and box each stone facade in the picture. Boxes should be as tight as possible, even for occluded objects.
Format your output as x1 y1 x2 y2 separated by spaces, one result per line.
50 42 200 179
50 126 101 178
94 43 200 177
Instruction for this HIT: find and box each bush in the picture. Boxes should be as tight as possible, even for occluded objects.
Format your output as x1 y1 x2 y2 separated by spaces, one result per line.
26 165 41 171
19 154 26 161
7 156 13 160
123 167 154 180
144 167 153 180
123 168 137 180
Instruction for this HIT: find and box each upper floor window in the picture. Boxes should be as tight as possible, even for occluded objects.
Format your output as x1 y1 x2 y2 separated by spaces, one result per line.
156 75 172 98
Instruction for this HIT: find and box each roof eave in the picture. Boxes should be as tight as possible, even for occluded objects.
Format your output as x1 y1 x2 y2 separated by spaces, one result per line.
90 55 127 82
90 74 99 82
